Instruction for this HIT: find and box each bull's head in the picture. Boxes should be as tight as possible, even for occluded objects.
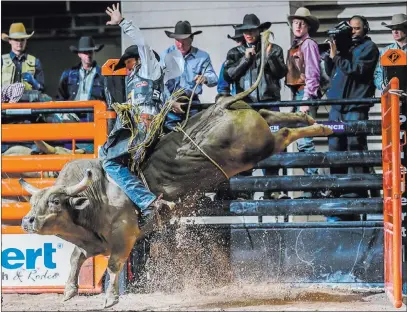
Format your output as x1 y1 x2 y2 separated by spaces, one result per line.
20 169 93 234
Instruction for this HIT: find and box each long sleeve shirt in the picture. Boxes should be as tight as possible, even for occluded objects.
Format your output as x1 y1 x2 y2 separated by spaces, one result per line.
374 41 407 92
119 19 162 81
299 34 321 100
161 45 218 102
326 36 379 112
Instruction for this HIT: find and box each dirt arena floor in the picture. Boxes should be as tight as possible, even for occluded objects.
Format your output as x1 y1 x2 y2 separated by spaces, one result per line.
2 283 406 311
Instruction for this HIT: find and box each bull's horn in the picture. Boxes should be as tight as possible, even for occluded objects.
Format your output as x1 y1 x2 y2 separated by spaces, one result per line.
19 178 40 194
34 140 56 154
65 169 93 196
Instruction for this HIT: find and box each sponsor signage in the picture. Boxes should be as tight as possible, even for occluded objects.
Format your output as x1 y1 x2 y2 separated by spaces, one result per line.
1 234 75 287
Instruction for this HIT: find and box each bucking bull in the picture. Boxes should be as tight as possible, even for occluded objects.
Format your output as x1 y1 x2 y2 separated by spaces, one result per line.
19 31 333 308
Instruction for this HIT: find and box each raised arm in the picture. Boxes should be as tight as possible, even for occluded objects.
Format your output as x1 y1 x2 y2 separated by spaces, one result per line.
106 3 161 80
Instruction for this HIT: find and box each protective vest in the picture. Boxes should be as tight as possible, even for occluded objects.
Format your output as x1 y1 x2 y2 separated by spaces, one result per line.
1 53 36 90
285 38 314 87
126 67 165 116
101 67 165 161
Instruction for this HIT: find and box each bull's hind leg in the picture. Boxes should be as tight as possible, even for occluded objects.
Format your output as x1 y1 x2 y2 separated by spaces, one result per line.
63 246 87 301
273 124 333 153
259 109 316 127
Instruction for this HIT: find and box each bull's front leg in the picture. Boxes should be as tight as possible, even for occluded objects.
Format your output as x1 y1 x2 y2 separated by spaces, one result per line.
103 225 139 308
272 124 333 153
104 255 125 308
64 246 87 301
259 109 316 128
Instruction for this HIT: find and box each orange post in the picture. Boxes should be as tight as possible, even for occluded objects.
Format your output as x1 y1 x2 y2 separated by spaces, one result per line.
381 77 403 308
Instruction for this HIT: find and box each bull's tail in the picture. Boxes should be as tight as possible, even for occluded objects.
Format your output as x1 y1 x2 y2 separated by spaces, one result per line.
217 30 272 110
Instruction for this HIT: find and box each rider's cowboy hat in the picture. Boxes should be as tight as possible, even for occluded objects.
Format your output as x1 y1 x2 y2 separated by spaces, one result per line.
234 14 271 32
165 21 202 39
114 45 160 70
1 23 34 41
287 7 320 34
69 36 104 53
381 13 407 29
227 25 244 41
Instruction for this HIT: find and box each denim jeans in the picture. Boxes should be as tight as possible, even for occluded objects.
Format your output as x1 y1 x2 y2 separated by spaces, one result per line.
99 151 156 211
294 89 318 176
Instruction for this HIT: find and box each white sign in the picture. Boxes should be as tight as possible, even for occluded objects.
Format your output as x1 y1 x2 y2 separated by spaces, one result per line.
1 234 75 287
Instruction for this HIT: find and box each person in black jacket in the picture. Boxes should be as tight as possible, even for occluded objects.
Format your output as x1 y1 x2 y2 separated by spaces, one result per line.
223 14 288 200
325 15 379 210
224 14 288 107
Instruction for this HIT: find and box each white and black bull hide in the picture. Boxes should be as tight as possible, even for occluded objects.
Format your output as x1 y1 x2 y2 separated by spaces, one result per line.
20 160 140 308
19 30 333 309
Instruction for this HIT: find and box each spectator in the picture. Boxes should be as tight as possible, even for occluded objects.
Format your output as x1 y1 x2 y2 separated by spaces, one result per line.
57 36 106 112
224 14 287 106
217 26 245 96
325 15 379 208
374 14 407 92
223 14 288 200
55 36 107 153
1 23 45 94
162 21 218 131
286 7 321 198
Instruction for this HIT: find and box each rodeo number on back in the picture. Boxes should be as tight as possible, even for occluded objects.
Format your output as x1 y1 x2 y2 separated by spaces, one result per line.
1 243 57 270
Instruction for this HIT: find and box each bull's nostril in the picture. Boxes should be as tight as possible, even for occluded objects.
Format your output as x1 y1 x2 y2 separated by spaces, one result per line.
29 217 35 224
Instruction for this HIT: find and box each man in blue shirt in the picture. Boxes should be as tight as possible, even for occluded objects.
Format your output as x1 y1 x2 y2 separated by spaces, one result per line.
162 21 218 130
374 14 407 92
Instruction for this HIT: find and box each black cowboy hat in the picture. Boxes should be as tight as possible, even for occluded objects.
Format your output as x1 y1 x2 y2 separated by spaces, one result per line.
115 45 161 70
69 36 104 53
227 25 244 41
235 14 271 32
164 21 202 39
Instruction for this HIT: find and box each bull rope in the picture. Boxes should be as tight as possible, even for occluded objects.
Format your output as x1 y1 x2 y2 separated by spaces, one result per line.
174 124 229 180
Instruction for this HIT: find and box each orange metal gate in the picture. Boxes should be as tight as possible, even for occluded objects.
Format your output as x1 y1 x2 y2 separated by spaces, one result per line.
381 77 404 308
1 100 114 294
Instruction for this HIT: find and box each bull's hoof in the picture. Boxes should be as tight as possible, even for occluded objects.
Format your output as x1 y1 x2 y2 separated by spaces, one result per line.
103 295 119 309
63 284 78 301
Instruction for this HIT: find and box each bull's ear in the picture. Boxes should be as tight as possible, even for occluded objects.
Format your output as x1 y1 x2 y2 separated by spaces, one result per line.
69 197 90 210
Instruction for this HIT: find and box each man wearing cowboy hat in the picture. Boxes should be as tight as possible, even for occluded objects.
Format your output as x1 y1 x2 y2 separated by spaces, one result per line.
285 7 321 193
223 14 287 201
99 3 183 233
162 20 218 131
56 36 106 107
217 25 245 96
374 13 407 92
1 22 44 92
223 13 287 105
